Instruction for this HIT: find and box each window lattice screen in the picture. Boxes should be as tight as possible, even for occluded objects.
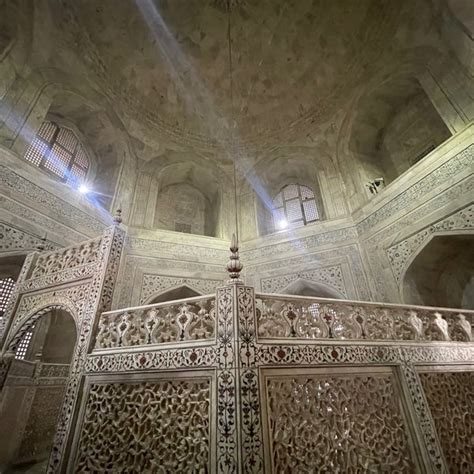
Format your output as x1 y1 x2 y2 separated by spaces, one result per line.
0 277 15 317
15 325 35 360
272 184 320 230
24 121 89 186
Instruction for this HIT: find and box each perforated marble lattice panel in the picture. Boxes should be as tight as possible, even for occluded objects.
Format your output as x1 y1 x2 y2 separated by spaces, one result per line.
74 377 212 472
419 370 474 472
263 369 416 472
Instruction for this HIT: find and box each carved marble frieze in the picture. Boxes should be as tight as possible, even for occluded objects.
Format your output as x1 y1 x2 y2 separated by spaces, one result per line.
0 221 56 253
247 244 370 301
387 204 473 284
259 264 346 297
357 144 473 235
115 255 225 308
362 176 473 247
126 236 228 262
0 165 106 234
242 227 358 262
0 196 87 245
18 262 99 293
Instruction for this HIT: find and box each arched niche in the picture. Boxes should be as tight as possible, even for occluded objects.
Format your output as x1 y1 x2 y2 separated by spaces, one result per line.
337 70 451 209
243 147 343 237
151 161 227 237
148 285 201 304
402 234 474 309
0 308 77 471
282 279 343 300
6 72 135 215
44 89 128 211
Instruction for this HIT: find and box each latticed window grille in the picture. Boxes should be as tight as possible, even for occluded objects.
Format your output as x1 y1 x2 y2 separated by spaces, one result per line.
0 277 15 317
15 325 35 360
23 121 89 186
272 184 320 230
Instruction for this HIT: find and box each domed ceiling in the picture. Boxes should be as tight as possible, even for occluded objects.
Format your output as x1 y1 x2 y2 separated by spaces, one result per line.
40 0 431 152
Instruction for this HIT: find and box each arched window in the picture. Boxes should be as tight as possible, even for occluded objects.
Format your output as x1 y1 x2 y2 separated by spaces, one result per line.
272 184 320 230
23 121 89 186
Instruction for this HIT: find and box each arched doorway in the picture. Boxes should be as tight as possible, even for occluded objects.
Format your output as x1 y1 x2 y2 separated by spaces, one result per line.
0 309 77 473
282 279 343 300
403 234 474 309
148 285 201 304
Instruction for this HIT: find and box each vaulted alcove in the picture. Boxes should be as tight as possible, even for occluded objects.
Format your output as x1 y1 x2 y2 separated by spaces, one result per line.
403 234 474 309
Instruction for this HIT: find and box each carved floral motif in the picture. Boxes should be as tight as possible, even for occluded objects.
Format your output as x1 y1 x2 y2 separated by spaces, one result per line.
255 295 473 342
95 298 216 349
419 371 474 472
75 379 211 472
31 238 101 279
266 373 415 472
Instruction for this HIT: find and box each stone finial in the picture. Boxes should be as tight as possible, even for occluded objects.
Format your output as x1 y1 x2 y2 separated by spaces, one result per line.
113 207 123 225
226 233 243 282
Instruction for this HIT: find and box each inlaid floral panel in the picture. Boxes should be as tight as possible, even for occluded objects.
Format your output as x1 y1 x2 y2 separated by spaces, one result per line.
419 371 474 472
74 378 211 473
265 372 415 472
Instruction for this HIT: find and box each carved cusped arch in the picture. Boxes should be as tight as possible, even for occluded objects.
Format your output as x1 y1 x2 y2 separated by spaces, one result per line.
4 296 80 354
281 278 344 300
400 232 474 309
145 284 203 305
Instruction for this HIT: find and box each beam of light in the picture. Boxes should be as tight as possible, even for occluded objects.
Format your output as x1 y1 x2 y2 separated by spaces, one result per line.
78 184 90 194
134 1 279 215
134 1 308 245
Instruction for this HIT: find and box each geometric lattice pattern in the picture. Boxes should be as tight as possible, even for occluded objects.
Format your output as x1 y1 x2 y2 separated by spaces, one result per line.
15 324 35 360
0 277 15 316
419 371 474 472
75 379 211 472
265 372 415 472
272 184 319 230
23 121 89 186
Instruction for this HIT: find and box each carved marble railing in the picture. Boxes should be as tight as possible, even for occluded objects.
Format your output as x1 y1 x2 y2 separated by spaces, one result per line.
94 295 216 350
30 237 102 279
256 293 473 342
